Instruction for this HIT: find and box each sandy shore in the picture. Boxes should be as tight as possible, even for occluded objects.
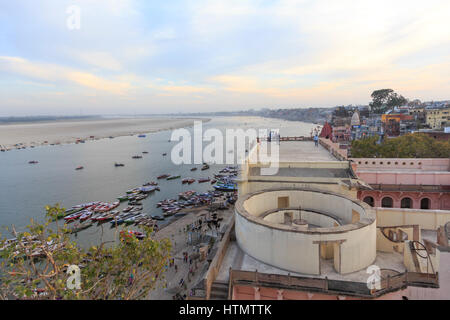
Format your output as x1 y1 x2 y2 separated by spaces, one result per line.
0 117 209 150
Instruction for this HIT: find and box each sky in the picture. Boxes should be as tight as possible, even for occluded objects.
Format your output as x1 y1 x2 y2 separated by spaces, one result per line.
0 0 450 116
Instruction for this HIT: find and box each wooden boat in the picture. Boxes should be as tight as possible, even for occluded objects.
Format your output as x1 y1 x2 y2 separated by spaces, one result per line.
201 164 210 171
190 167 197 171
198 178 210 183
167 175 181 180
213 184 237 192
79 211 93 221
210 179 217 184
122 206 133 213
157 174 170 179
75 166 84 170
64 210 86 222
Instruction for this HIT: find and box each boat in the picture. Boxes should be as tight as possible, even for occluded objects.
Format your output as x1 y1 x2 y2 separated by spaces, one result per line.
126 188 140 194
157 174 170 179
151 215 165 221
75 166 84 170
28 160 39 164
210 179 217 184
201 164 210 171
190 167 197 171
213 184 237 192
64 210 86 222
79 211 94 221
132 155 143 159
138 186 158 193
94 212 116 222
138 134 146 138
162 153 167 156
167 175 181 180
122 206 133 213
198 178 210 183
143 181 158 186
117 195 129 202
142 151 149 154
69 221 93 233
114 163 125 167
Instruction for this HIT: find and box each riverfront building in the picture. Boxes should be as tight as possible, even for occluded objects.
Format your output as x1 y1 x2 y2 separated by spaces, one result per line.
192 139 450 300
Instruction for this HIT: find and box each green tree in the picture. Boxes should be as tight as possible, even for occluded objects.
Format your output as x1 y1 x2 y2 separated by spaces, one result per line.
0 205 171 300
369 89 408 114
351 133 450 158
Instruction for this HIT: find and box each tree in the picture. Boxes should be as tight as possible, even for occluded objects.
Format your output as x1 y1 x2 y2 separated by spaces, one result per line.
351 133 450 158
369 89 408 114
0 205 172 300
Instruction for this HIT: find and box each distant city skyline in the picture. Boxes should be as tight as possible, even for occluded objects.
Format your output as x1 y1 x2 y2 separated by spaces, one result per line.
1 0 450 116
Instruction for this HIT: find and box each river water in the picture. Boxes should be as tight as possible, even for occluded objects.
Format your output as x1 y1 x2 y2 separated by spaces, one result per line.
0 116 317 245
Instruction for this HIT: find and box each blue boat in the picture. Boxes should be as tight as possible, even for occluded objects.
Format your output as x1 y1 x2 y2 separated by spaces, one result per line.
138 134 146 138
213 183 237 192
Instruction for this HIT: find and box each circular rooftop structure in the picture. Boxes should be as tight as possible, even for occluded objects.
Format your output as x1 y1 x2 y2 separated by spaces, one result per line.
235 187 377 275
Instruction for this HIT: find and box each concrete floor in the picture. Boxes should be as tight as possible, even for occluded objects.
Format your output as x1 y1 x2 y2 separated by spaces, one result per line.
217 241 406 284
258 141 337 162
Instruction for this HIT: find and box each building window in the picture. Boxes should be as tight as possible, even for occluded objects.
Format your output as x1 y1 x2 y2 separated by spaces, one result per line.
420 198 431 210
381 197 393 208
363 196 374 207
401 198 413 209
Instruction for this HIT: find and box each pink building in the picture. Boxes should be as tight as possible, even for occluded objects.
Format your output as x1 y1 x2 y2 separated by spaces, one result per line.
352 158 450 210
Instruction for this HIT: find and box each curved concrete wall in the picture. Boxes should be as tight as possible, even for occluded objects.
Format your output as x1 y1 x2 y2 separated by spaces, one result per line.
242 189 369 223
235 188 377 275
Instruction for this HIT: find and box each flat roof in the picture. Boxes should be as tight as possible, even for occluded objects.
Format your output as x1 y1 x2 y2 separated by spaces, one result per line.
257 141 338 162
249 167 353 178
216 241 405 284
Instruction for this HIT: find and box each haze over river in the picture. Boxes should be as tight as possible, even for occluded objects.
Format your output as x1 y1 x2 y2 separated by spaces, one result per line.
0 116 318 245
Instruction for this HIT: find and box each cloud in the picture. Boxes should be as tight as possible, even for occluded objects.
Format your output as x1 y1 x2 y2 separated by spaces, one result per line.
0 56 131 94
1 0 450 114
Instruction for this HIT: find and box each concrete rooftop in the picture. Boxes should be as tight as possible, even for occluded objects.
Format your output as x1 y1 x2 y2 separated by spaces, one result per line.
216 241 406 284
258 141 337 162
